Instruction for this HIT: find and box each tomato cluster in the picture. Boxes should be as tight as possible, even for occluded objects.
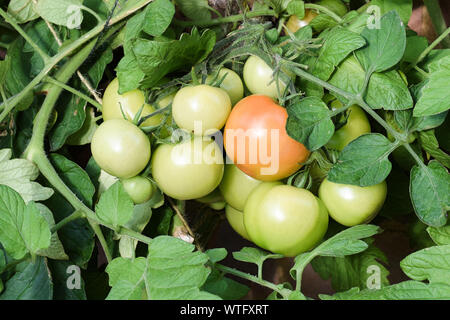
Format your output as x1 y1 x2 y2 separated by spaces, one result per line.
91 51 387 257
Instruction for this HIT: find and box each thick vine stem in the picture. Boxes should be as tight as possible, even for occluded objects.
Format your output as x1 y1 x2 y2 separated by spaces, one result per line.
0 0 153 119
215 264 288 299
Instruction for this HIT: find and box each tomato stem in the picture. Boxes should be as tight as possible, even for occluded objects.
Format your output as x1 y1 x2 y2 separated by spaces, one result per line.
173 9 276 27
304 3 343 23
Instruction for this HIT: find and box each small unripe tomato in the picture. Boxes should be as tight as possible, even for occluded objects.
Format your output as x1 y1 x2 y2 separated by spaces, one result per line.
151 137 224 200
172 84 231 135
226 204 250 240
326 100 371 151
219 164 263 211
206 68 244 105
122 176 154 204
319 178 387 227
243 55 294 99
285 9 318 33
91 119 151 179
244 182 329 257
102 78 163 127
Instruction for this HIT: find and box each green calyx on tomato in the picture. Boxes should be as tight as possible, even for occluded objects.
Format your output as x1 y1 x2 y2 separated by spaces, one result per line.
121 176 154 204
226 204 250 240
172 84 231 135
219 164 263 212
244 182 329 257
326 99 371 151
319 178 387 227
102 78 163 127
243 55 295 99
206 68 244 106
151 136 224 200
224 95 310 181
91 119 151 179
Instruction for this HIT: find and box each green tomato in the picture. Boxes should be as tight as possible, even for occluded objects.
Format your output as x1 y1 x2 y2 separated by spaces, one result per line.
243 55 294 99
122 176 154 204
206 68 244 105
102 78 163 127
196 188 224 204
219 164 263 211
91 119 151 179
318 178 387 227
209 201 226 211
172 84 231 134
226 204 250 240
244 182 329 257
151 137 224 200
326 100 371 151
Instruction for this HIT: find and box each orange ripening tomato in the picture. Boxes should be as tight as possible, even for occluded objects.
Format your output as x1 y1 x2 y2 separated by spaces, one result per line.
223 95 310 181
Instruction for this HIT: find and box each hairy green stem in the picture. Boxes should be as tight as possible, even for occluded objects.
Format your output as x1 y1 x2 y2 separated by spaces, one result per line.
173 9 276 27
44 77 103 111
0 8 50 63
424 0 450 48
215 264 288 299
305 3 343 23
0 0 152 119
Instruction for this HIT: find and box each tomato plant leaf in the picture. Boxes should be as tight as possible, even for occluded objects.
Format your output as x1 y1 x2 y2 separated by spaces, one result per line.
371 0 413 25
0 149 54 203
329 56 412 110
400 245 450 285
356 11 406 74
410 161 449 227
106 236 220 300
35 0 84 29
202 268 249 300
95 181 134 230
286 0 305 18
7 0 40 23
174 0 211 21
286 96 335 151
417 131 450 169
402 35 428 63
0 185 51 260
413 69 450 117
205 248 228 264
311 238 390 292
233 247 283 267
131 28 216 89
427 226 450 246
0 257 53 300
142 0 175 37
328 134 394 187
320 280 450 300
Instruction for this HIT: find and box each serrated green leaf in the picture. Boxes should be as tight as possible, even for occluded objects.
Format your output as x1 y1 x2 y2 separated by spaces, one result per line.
356 11 406 73
66 106 98 146
35 0 84 29
106 236 220 300
328 134 394 187
142 0 175 37
0 257 53 300
95 181 134 230
418 130 450 168
0 149 54 203
286 96 334 150
410 161 449 227
413 69 450 117
371 0 413 25
174 0 211 21
400 245 450 285
0 186 51 260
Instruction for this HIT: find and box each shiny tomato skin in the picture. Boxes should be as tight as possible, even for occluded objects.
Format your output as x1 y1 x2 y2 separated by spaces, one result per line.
285 9 318 33
226 204 250 240
244 183 329 257
151 137 224 200
224 95 310 181
102 78 163 127
91 119 151 179
206 68 244 105
319 178 388 226
122 176 154 204
219 164 264 211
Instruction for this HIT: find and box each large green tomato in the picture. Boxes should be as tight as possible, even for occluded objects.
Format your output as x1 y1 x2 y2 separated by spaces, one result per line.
91 119 151 178
151 137 224 200
243 55 294 99
226 205 250 240
102 78 163 127
206 68 244 105
326 100 371 151
219 164 263 211
172 84 231 134
122 176 154 204
319 178 387 227
244 182 329 257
